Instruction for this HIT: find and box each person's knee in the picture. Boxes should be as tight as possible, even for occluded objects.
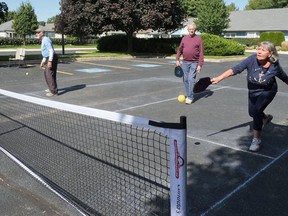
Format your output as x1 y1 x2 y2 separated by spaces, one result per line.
253 106 263 116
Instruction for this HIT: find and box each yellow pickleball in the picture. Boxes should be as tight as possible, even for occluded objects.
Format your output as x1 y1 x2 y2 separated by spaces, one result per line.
178 95 186 103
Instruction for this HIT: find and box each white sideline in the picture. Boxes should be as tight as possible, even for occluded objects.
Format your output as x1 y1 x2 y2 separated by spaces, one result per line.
200 146 288 216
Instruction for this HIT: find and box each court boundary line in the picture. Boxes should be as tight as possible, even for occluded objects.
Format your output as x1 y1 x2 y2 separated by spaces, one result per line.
187 134 274 159
114 97 177 112
77 61 131 70
58 70 74 75
200 145 288 216
114 86 227 112
86 77 158 88
122 58 175 65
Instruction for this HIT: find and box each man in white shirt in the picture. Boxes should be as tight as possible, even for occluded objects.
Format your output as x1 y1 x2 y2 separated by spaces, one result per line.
36 29 58 96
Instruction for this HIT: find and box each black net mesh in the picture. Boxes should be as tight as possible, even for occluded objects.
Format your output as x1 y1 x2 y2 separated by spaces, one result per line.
0 94 171 216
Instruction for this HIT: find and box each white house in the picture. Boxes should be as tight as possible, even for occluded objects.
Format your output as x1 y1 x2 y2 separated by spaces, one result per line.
0 20 62 39
224 8 288 41
0 20 14 38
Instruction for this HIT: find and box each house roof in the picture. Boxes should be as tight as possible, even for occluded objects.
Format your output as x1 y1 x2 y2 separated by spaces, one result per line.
0 20 55 32
41 23 55 32
226 8 288 32
0 20 14 31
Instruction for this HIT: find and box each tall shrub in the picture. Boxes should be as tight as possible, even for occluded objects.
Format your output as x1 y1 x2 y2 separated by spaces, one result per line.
259 32 285 46
200 33 245 56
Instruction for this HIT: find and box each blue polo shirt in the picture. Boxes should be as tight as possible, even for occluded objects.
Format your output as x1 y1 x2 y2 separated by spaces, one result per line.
41 36 54 60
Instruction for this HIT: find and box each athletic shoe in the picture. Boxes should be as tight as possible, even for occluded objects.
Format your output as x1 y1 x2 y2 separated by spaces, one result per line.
263 114 273 128
185 98 193 105
45 89 51 93
46 92 58 97
249 138 261 152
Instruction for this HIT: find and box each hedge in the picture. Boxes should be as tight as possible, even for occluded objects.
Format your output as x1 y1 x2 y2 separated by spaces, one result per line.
0 37 84 46
259 32 285 46
97 34 245 56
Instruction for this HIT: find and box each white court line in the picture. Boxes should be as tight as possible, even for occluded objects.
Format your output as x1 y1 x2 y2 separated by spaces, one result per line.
187 134 274 159
114 97 177 112
200 145 288 216
114 86 227 112
58 70 74 75
87 77 158 88
77 61 131 70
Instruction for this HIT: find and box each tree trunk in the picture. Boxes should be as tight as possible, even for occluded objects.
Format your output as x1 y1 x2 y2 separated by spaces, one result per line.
126 32 133 53
23 35 26 46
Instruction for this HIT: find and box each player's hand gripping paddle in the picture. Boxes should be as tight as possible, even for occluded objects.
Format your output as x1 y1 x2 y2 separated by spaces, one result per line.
174 66 183 78
193 77 212 93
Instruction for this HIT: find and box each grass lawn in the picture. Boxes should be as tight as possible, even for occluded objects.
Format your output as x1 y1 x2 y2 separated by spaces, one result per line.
0 44 249 61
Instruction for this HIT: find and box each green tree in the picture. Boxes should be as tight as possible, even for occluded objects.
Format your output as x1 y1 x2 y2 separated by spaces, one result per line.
0 2 8 24
54 0 99 44
226 3 239 11
13 2 38 44
5 11 16 21
195 0 230 35
274 0 288 8
38 21 45 26
55 0 184 52
245 0 288 9
245 0 274 9
180 0 202 17
47 16 56 23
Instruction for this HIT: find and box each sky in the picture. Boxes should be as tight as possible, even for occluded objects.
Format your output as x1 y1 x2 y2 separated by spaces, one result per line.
6 0 249 22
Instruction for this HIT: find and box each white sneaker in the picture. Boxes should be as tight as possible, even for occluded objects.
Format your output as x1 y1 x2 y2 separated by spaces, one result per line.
185 98 193 104
249 138 261 152
45 89 51 93
46 92 58 97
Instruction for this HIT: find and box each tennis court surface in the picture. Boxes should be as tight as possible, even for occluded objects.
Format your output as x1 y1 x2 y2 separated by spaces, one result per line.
1 54 288 216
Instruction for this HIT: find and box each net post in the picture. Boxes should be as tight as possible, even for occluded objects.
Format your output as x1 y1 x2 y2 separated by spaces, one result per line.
169 116 187 216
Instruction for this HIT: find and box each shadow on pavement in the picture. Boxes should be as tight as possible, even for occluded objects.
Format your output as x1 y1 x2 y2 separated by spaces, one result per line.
58 84 86 96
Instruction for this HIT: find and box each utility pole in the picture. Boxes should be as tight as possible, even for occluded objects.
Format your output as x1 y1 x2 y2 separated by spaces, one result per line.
61 0 65 55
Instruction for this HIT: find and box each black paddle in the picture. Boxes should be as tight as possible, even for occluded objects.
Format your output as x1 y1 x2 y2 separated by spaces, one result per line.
174 66 183 78
193 77 212 93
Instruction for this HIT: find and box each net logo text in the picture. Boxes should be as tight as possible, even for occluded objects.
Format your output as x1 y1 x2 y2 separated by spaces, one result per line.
174 139 184 179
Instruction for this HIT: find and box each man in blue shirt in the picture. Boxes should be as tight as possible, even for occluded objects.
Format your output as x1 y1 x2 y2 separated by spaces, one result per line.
36 29 58 96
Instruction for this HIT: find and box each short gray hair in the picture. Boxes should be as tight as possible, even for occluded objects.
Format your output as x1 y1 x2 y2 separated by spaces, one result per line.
259 41 279 63
187 22 197 29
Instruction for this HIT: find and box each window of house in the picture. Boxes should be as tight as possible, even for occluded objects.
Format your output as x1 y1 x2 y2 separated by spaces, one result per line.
224 33 236 38
246 32 259 38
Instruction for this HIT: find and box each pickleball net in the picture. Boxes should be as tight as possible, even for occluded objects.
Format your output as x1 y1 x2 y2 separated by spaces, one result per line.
0 89 187 216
